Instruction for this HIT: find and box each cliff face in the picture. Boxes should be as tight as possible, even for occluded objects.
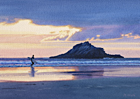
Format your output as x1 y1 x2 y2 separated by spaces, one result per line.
50 41 124 59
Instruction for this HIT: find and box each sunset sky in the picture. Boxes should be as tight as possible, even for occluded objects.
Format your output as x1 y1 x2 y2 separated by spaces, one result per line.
0 0 140 58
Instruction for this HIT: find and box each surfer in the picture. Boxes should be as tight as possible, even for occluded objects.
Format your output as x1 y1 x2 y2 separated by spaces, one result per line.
28 55 37 67
28 55 37 77
31 55 35 67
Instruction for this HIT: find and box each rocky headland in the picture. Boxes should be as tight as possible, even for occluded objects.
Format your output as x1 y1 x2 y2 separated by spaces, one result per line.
50 41 124 59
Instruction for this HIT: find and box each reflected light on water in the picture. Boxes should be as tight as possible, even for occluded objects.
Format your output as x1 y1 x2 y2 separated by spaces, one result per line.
0 66 104 82
1 66 140 82
0 67 76 82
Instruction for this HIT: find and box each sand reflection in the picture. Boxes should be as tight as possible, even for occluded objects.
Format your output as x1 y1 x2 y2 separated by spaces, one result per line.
0 66 104 82
61 66 104 79
1 66 140 82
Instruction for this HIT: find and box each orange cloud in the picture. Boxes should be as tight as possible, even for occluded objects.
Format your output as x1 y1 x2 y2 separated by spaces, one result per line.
121 33 140 39
86 35 123 41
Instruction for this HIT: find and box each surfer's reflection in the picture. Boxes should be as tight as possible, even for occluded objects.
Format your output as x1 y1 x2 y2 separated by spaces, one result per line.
31 66 35 77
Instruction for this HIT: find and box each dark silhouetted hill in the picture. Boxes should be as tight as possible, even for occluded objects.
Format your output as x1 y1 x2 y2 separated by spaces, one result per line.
50 41 124 59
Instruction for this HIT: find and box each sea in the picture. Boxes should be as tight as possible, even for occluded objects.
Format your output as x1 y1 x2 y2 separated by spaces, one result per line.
0 58 140 67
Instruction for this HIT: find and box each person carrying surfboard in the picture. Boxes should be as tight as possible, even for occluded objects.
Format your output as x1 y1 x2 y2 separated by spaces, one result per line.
28 55 37 67
31 55 35 67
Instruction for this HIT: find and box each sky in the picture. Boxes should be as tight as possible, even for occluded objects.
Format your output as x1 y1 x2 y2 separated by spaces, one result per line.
0 0 140 58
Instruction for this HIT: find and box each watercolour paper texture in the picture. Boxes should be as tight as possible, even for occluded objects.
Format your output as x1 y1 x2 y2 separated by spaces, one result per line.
0 0 140 99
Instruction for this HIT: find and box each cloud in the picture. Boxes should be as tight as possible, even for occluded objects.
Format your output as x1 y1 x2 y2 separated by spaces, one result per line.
0 19 82 41
0 0 140 26
0 18 140 43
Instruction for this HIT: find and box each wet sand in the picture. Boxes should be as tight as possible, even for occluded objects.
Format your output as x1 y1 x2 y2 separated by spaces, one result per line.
0 77 140 99
1 66 140 82
0 66 140 99
0 66 104 82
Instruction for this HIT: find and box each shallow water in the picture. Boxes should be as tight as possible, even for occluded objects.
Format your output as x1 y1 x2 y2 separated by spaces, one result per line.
0 65 140 82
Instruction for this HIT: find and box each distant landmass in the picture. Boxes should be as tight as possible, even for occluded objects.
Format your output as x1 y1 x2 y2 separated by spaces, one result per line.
50 41 124 59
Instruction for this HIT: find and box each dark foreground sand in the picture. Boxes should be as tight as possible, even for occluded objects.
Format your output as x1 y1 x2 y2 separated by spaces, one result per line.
0 77 140 99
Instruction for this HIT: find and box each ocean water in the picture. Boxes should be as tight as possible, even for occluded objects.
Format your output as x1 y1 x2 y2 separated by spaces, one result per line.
0 58 140 67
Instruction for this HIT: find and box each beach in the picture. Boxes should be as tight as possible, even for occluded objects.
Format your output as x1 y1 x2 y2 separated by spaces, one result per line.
0 65 140 99
0 77 140 99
